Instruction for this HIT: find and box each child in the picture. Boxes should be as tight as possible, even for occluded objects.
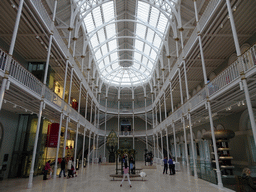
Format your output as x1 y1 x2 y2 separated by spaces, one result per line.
120 162 132 188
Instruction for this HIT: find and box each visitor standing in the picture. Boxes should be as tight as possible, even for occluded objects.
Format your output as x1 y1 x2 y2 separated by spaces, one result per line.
43 160 52 180
59 158 66 178
120 162 132 188
163 157 168 174
168 157 175 175
99 155 102 164
67 159 73 178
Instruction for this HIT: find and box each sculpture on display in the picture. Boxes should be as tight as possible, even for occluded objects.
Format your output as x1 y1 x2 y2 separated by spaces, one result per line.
106 130 118 163
203 128 235 176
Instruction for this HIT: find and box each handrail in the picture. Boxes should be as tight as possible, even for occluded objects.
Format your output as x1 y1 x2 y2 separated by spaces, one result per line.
155 44 256 131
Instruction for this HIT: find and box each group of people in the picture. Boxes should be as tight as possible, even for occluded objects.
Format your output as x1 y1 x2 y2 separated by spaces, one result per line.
163 157 175 175
43 158 77 180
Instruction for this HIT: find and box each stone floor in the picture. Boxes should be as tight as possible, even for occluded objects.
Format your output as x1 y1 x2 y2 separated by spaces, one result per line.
0 162 235 192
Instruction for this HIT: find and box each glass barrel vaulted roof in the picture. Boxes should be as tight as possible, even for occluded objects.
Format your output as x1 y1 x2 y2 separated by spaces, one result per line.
77 0 177 87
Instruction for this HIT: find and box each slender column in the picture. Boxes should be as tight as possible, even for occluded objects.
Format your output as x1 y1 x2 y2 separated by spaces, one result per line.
178 68 183 104
226 0 256 146
68 67 74 105
132 100 135 148
28 101 43 188
183 57 197 177
53 113 63 179
0 0 24 110
156 133 159 159
78 81 82 113
193 0 222 187
63 117 69 157
170 82 174 112
160 130 164 159
163 92 167 119
62 61 69 100
96 135 99 159
90 99 93 123
172 122 178 162
182 117 189 168
85 93 88 120
158 100 162 123
144 97 148 150
97 94 100 128
118 100 120 149
81 128 86 169
92 133 96 163
94 90 98 126
153 135 156 158
188 113 197 178
87 131 91 164
74 123 79 169
104 97 107 158
151 94 155 128
165 128 169 159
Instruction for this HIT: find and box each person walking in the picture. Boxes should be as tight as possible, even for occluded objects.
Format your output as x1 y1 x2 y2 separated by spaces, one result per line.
163 157 168 174
59 158 66 178
99 155 102 164
67 159 73 178
120 162 132 188
168 157 175 175
43 160 52 180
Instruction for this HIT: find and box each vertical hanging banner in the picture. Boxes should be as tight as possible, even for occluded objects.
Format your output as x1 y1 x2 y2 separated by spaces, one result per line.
46 123 59 147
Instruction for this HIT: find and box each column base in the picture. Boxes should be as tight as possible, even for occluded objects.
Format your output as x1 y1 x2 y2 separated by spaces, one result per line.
102 157 106 163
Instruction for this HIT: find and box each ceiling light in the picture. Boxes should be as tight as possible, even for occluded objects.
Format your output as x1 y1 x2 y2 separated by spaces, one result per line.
36 35 39 39
13 105 17 108
233 6 236 12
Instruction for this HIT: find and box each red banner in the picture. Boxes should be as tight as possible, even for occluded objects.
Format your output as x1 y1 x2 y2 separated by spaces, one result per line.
46 123 59 147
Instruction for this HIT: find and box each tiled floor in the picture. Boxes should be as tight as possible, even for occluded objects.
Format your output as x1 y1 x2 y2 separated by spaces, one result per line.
0 162 234 192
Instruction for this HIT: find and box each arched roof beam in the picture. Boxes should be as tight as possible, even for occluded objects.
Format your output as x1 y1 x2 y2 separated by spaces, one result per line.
103 66 149 82
93 35 159 54
97 48 155 64
73 0 178 32
99 59 152 73
87 19 164 41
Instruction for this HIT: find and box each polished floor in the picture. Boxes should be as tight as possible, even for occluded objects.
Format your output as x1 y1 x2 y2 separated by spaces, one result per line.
0 162 234 192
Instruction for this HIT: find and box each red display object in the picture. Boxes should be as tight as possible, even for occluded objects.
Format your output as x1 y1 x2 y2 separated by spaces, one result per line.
72 101 78 110
46 123 59 148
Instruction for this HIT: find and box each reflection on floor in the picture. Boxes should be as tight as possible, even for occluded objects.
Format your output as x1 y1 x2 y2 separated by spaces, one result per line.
0 162 235 192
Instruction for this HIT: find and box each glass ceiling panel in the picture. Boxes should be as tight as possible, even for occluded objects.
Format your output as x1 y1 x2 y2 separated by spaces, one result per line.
80 0 174 87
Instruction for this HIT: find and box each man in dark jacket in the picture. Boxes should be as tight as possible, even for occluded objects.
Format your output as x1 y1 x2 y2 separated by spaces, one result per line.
168 157 175 175
59 158 66 178
163 157 168 174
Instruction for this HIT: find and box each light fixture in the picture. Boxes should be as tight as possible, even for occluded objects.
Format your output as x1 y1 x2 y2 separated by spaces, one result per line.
3 100 6 103
233 6 237 12
242 100 245 105
13 104 17 108
36 35 39 39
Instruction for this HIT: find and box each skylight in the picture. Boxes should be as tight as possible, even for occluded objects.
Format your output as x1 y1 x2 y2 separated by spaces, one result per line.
79 0 174 87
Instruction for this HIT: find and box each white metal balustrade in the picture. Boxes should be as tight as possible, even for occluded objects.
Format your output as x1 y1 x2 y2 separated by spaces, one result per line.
155 44 256 131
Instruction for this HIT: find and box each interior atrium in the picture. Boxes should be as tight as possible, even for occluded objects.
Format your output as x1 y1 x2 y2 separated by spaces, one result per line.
0 0 256 191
